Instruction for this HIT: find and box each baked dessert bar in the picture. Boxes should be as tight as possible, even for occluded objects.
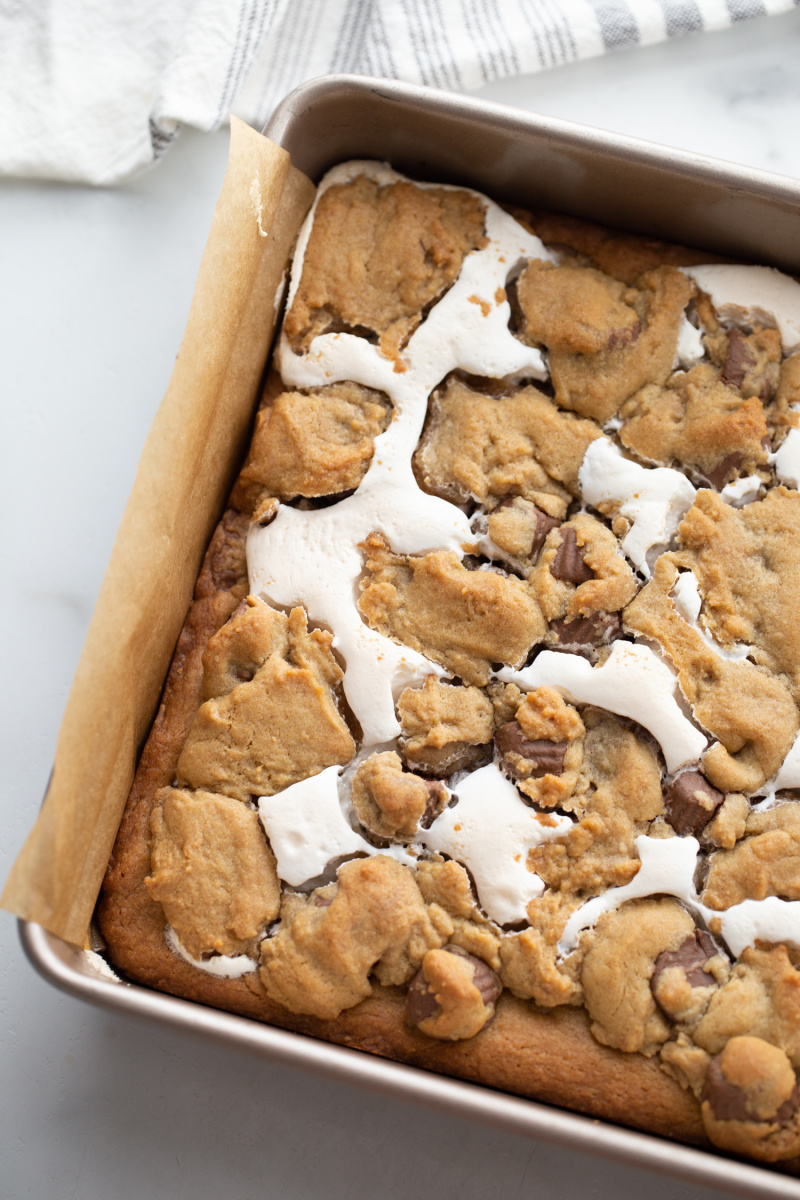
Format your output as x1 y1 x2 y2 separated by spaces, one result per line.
98 162 800 1167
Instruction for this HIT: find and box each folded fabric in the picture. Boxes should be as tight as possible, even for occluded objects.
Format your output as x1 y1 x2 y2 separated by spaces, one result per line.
1 0 797 185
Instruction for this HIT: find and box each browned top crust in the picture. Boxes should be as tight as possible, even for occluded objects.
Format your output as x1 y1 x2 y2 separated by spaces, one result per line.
511 207 722 284
516 261 693 424
97 184 800 1173
284 177 486 358
236 381 391 506
414 375 601 511
358 532 546 686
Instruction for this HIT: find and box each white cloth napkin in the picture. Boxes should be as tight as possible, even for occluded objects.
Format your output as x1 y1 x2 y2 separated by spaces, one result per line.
1 0 797 185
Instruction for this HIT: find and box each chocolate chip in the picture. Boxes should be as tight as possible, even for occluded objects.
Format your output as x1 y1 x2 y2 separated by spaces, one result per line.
421 780 449 828
607 320 641 351
702 1057 800 1125
550 527 594 584
720 329 756 390
531 507 562 559
705 452 743 491
406 945 501 1030
462 555 509 576
551 611 621 646
495 722 567 777
405 740 491 780
651 931 718 1010
761 434 773 452
663 771 725 837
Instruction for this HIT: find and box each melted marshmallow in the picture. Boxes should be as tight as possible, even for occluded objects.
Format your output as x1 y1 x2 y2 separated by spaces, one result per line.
719 898 800 957
774 427 800 490
248 163 553 744
671 570 750 662
165 925 258 978
683 265 800 354
771 730 800 791
578 438 696 577
719 474 762 506
559 835 800 959
419 763 572 926
674 316 705 369
501 641 707 773
258 765 417 886
559 835 701 952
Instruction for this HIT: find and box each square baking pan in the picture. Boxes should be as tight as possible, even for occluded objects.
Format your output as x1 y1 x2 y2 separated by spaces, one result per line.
20 74 800 1198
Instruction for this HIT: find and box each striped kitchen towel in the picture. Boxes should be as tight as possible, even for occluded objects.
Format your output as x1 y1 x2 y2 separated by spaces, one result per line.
1 0 798 184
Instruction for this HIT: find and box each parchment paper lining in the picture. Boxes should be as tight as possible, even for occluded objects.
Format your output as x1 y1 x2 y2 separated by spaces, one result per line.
2 118 315 946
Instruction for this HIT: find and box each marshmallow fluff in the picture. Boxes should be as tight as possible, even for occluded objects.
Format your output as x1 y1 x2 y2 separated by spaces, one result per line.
501 642 707 773
578 439 696 578
165 925 258 978
258 766 416 886
419 763 572 926
243 164 800 957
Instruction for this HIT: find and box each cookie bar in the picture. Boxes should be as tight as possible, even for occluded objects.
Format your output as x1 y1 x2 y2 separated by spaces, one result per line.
98 161 800 1168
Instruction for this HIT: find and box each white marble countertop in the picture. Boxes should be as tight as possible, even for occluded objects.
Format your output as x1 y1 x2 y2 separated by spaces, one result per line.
3 9 800 1199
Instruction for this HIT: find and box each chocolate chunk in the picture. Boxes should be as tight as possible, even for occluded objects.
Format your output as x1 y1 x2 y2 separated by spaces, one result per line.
663 771 725 837
406 944 501 1029
312 894 334 908
462 555 509 577
607 320 641 350
495 722 567 777
550 527 594 584
490 499 561 561
705 452 743 491
651 931 718 1009
551 610 621 647
721 329 756 390
421 780 449 828
702 1056 800 1125
405 739 491 780
531 507 563 559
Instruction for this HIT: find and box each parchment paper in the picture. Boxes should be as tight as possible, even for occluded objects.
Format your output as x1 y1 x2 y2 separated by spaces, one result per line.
2 117 315 947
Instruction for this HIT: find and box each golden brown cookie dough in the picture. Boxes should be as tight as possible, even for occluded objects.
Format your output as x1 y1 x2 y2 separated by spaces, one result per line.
259 856 451 1018
406 944 501 1041
515 208 719 284
358 532 546 685
675 487 800 700
701 1037 800 1162
528 710 664 891
177 605 355 801
499 892 583 1008
692 945 800 1070
415 858 502 970
703 803 800 909
580 899 697 1055
495 686 585 809
516 261 693 424
483 497 562 571
397 676 494 776
704 325 782 402
532 512 639 625
623 555 799 793
413 375 601 508
284 177 485 358
769 352 800 445
619 366 769 487
235 382 391 507
145 787 280 960
351 751 445 840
